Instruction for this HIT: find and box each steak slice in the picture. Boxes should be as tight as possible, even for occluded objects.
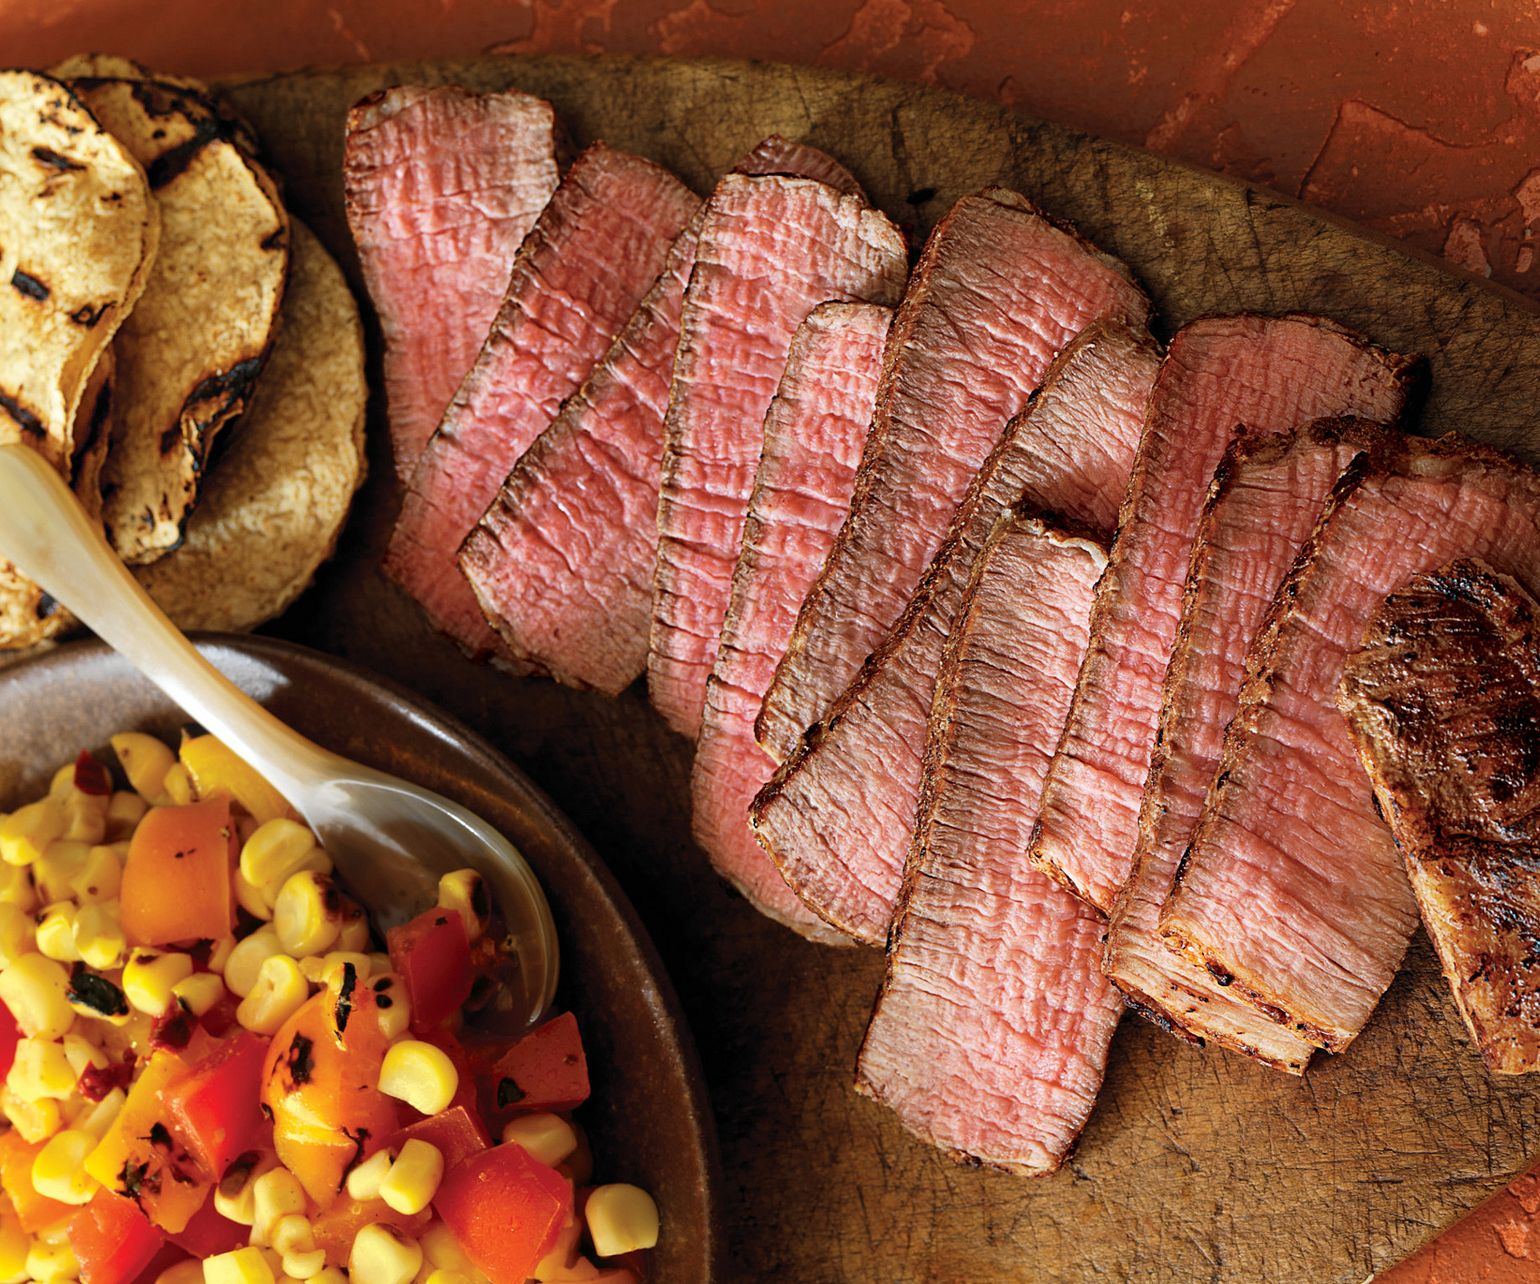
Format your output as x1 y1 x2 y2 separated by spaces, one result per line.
1030 315 1420 914
344 85 560 482
692 302 890 940
1162 436 1540 1051
460 137 863 695
758 189 1151 762
1339 559 1540 1073
385 144 698 660
857 513 1120 1175
752 323 1157 943
1104 420 1387 1074
648 173 909 738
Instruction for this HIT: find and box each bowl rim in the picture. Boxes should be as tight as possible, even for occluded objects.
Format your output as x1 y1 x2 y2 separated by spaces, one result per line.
0 630 726 1278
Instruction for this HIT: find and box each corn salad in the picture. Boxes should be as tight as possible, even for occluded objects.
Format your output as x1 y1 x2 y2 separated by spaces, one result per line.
0 733 658 1283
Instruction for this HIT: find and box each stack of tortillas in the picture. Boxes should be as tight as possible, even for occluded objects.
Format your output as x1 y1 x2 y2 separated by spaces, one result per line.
0 56 366 647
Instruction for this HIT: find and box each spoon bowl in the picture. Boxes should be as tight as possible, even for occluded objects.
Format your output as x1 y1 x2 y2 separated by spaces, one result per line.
0 443 558 1026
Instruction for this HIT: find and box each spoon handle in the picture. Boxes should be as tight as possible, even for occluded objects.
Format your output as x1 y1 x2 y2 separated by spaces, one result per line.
0 444 333 803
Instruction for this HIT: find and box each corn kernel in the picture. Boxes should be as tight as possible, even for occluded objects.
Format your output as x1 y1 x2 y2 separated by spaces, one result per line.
73 901 125 970
379 1138 444 1216
0 902 35 966
156 1262 205 1284
207 936 236 973
59 788 108 845
334 899 370 953
372 974 411 1041
74 1085 125 1140
31 841 87 904
250 1167 306 1247
30 1128 97 1205
236 954 307 1036
8 1038 76 1101
282 1248 327 1280
62 1033 107 1077
501 1113 578 1168
424 1273 475 1284
33 904 79 964
0 799 66 867
271 1212 315 1256
0 860 36 913
349 1224 423 1284
205 1246 276 1284
240 820 320 900
378 1040 458 1115
225 927 283 998
24 1235 77 1281
437 870 487 943
111 733 175 802
584 1184 660 1257
171 970 226 1018
0 952 73 1038
214 1152 274 1226
530 1217 583 1281
123 948 194 1016
273 871 341 958
343 1146 394 1202
0 1216 26 1279
70 843 124 905
300 951 372 988
420 1222 474 1272
309 1271 347 1284
106 790 148 841
161 761 195 806
235 868 274 923
1 1085 58 1141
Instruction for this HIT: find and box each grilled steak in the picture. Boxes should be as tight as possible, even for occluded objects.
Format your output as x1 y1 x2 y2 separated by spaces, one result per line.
344 85 560 481
1339 559 1540 1073
752 323 1157 943
461 138 863 695
1162 436 1540 1052
692 303 890 941
1030 315 1420 914
758 189 1151 763
1104 420 1387 1073
385 145 698 660
857 514 1120 1175
648 173 909 738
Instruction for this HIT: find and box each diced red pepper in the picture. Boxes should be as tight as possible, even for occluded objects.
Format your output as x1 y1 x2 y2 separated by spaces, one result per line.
167 1193 247 1258
163 1030 269 1178
387 907 473 1033
386 1103 491 1171
483 1013 590 1124
436 1143 573 1284
0 998 19 1079
70 1190 165 1284
73 749 112 797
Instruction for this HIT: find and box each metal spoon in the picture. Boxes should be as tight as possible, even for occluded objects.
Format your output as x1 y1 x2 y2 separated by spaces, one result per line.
0 444 558 1026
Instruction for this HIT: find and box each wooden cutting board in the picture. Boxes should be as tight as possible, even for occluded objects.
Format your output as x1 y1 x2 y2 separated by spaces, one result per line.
222 55 1540 1284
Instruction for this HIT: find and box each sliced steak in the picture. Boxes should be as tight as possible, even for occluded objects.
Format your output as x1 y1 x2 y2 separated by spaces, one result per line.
461 137 862 694
648 173 909 738
752 323 1157 943
1339 559 1540 1073
691 302 890 940
1030 315 1420 914
344 85 560 481
757 189 1151 763
1104 420 1387 1074
385 144 698 660
857 514 1120 1175
1162 436 1540 1051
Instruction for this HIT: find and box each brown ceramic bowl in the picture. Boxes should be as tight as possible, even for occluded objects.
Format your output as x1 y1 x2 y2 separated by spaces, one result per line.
0 633 722 1281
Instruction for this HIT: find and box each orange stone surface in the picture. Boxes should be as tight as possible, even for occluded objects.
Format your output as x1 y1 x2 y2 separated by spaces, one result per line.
9 2 1540 1277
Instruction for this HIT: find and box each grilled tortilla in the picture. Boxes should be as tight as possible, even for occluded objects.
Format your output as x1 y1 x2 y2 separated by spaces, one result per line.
51 55 261 156
136 219 366 631
0 70 159 646
74 76 288 566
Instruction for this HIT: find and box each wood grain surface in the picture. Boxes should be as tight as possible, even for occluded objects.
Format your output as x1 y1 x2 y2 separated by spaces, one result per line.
220 55 1540 1284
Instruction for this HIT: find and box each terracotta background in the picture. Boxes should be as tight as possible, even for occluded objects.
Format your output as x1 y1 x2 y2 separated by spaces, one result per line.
11 2 1540 1278
8 0 1540 301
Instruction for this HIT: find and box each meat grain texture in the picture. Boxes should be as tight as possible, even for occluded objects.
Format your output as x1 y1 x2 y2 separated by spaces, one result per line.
1104 420 1386 1073
752 323 1157 944
858 513 1119 1175
343 85 560 481
461 137 862 695
1163 437 1540 1052
1339 559 1540 1073
648 172 909 738
386 144 698 660
759 189 1151 762
691 302 889 941
1031 314 1419 915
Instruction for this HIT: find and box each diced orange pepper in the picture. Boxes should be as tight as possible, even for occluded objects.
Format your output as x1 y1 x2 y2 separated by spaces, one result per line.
178 735 295 825
120 798 237 946
0 1128 75 1232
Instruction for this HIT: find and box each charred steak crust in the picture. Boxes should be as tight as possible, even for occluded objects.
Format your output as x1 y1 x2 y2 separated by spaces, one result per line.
1338 558 1540 1073
1162 433 1540 1051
